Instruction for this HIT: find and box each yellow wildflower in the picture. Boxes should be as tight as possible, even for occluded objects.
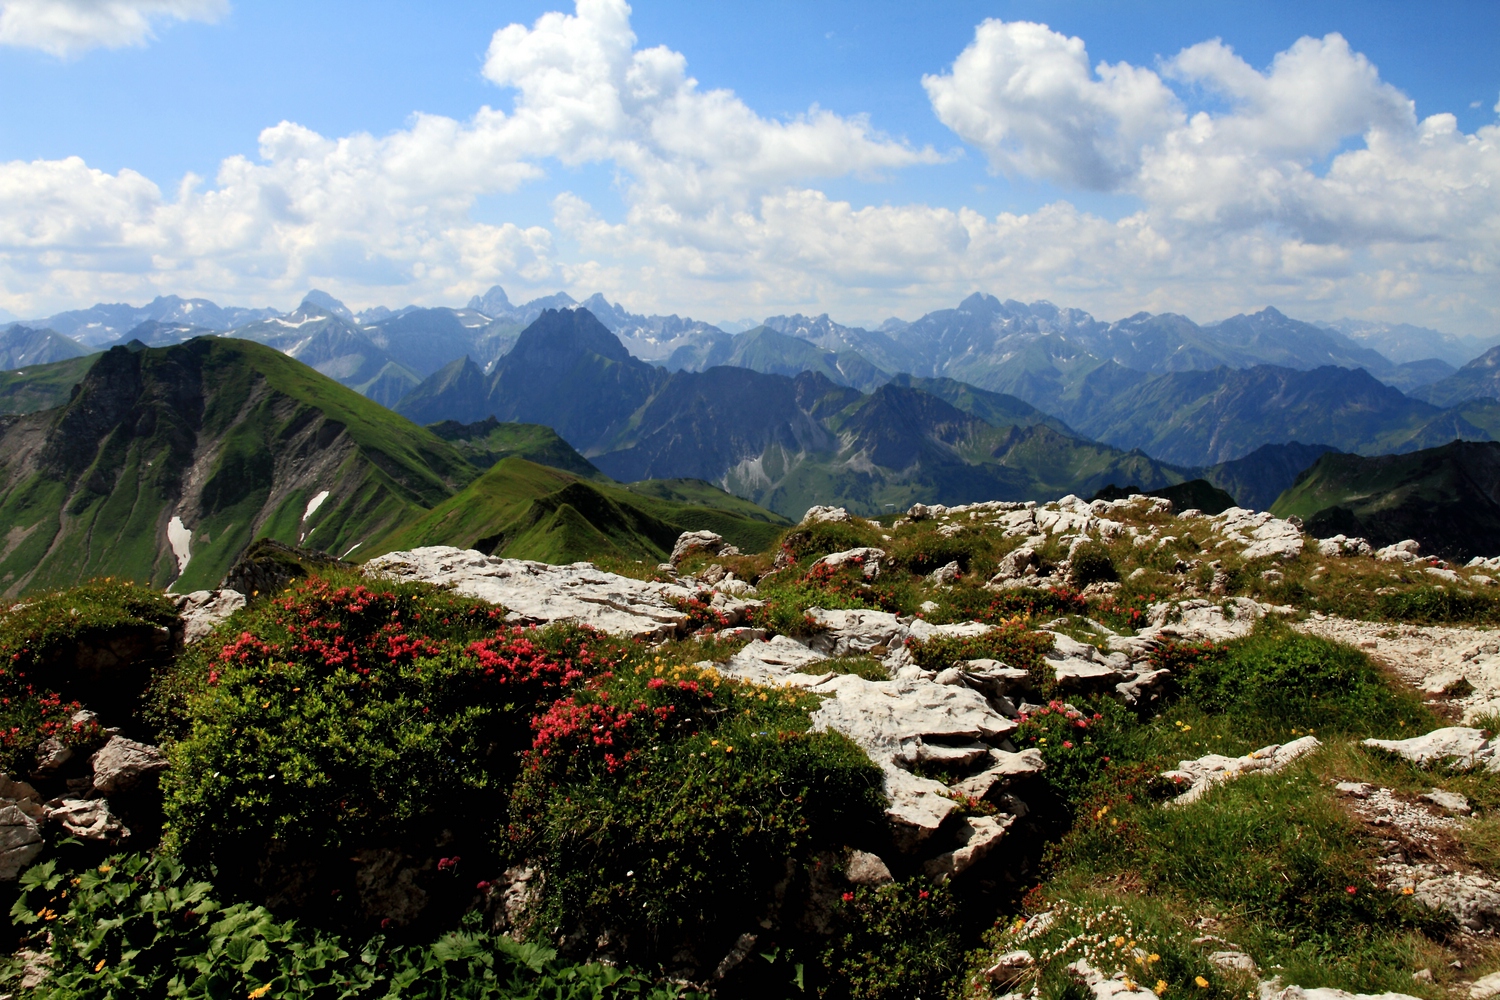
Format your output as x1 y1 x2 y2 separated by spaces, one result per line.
94 958 106 972
1155 982 1168 997
1196 975 1210 987
248 986 273 999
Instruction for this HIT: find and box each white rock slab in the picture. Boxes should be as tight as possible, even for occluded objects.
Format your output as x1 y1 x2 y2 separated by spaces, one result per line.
1162 736 1322 805
365 547 700 638
174 589 246 643
1362 727 1500 771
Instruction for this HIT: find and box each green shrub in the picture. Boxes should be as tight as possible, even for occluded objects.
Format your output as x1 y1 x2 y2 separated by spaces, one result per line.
1013 698 1134 812
507 660 885 967
905 622 1053 681
159 576 630 928
0 579 178 770
925 585 1088 627
1176 626 1430 741
780 522 881 562
813 880 964 999
1068 540 1119 587
884 529 995 576
749 563 914 636
6 853 699 999
1377 586 1500 624
799 656 889 681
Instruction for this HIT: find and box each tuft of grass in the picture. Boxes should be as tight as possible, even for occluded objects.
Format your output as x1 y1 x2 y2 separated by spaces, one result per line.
799 655 889 681
1051 756 1448 994
1174 622 1433 743
959 893 1256 999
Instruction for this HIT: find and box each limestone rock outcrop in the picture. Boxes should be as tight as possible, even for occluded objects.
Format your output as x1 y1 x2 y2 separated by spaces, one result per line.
366 546 758 638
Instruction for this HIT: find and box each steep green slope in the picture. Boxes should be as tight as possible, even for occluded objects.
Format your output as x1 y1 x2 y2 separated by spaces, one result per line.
373 457 785 562
1270 440 1500 560
620 478 792 525
427 416 606 479
1200 442 1343 512
0 354 99 414
0 338 476 596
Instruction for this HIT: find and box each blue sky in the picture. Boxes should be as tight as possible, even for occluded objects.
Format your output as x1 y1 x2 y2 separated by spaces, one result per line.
0 0 1497 334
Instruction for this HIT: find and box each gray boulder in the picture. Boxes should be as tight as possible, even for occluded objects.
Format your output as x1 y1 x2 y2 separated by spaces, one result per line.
45 798 128 841
174 589 247 643
0 782 44 879
810 547 887 580
91 736 169 795
365 546 755 638
670 530 739 566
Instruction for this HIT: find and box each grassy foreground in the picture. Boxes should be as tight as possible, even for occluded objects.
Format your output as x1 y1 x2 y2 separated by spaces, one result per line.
7 495 1500 996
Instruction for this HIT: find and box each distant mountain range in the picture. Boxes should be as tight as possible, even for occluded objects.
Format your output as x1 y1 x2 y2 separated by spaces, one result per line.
11 287 1500 521
1320 318 1500 369
17 287 1488 410
392 308 1189 517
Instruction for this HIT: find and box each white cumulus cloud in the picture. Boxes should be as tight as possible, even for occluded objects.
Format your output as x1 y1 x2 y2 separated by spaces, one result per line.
0 3 1496 341
0 0 227 56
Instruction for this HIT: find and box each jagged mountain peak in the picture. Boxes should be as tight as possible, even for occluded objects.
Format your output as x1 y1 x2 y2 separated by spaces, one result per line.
467 285 514 317
300 290 355 322
503 308 633 368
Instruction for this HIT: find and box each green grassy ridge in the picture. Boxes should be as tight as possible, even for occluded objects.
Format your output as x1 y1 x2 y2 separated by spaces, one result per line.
1270 439 1500 560
0 354 98 414
427 416 607 480
0 339 480 594
373 457 785 564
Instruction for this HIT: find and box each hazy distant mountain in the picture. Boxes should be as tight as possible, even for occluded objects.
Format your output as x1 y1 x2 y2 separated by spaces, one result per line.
363 307 495 378
302 289 355 322
0 325 91 369
1409 345 1500 408
1323 318 1499 368
115 320 216 348
767 296 1448 399
764 313 925 374
1059 364 1481 467
232 296 421 407
666 325 890 391
33 295 280 345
